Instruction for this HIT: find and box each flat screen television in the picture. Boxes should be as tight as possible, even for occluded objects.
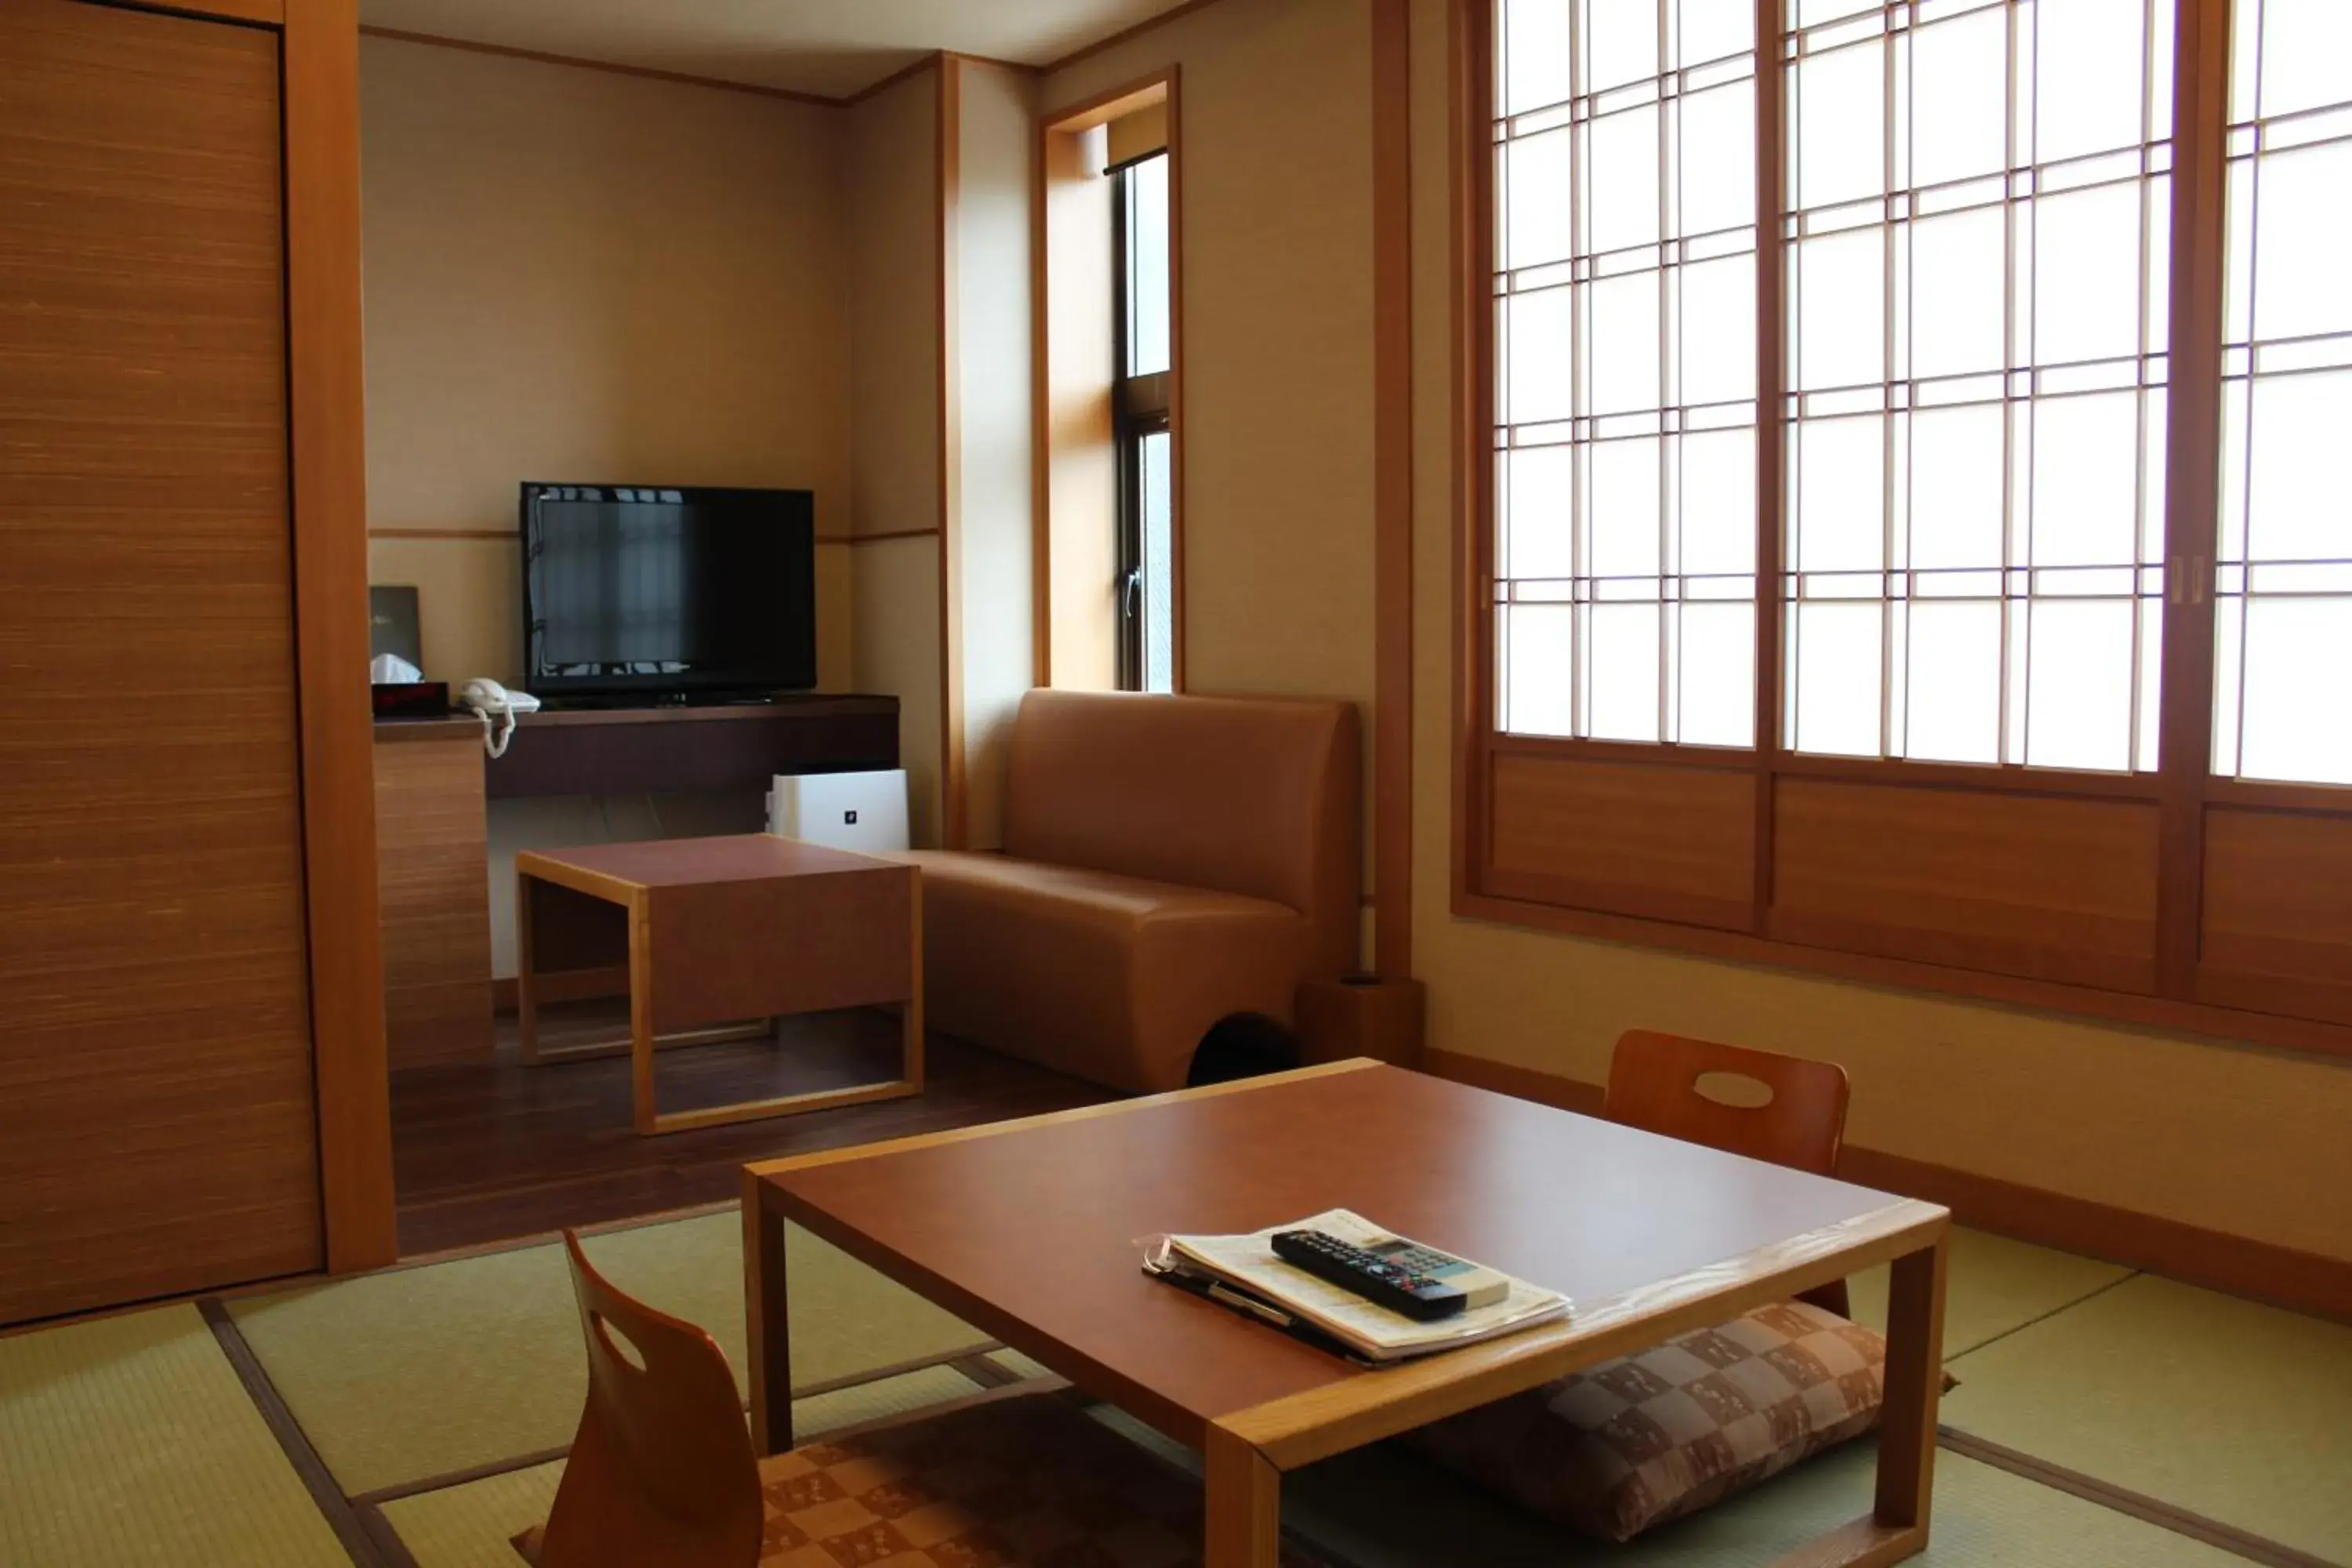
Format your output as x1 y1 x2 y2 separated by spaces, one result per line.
521 483 816 699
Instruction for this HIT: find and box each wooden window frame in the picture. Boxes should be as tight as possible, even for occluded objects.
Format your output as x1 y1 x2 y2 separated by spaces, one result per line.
1112 151 1175 691
1450 0 2352 1061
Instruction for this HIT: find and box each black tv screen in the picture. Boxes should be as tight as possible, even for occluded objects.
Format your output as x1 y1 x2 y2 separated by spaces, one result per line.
521 484 816 695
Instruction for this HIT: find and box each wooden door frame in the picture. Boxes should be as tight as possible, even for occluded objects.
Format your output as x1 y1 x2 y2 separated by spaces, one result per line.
120 0 397 1272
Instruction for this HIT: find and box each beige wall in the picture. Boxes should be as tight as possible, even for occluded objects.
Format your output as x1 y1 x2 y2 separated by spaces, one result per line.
1396 0 2352 1262
953 60 1040 849
358 34 855 689
1043 1 1378 717
848 66 948 845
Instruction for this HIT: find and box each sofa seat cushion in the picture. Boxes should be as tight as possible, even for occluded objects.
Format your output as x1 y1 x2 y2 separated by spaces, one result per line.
1403 1300 1891 1542
901 851 1311 1094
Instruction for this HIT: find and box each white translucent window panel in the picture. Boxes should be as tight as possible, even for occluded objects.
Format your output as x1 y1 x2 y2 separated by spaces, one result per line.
1789 601 1884 757
1589 437 1663 579
1682 426 1758 575
2213 3 2352 784
1501 0 1572 116
1796 228 1886 391
1680 253 1756 406
1504 288 1577 425
1907 403 2005 571
1588 104 1661 256
2024 599 2136 771
1680 601 1756 747
1910 7 2006 188
2033 0 2154 164
1501 602 1576 736
1502 444 1577 582
1797 415 1886 573
1796 38 1885 211
1680 80 1755 237
1782 0 2169 770
1588 604 1664 741
2034 183 2147 368
1492 0 1760 745
1904 600 2004 764
1504 127 1575 270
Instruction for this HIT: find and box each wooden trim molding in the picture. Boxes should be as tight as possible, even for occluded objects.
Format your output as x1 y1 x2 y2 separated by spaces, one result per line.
287 0 398 1273
1164 70 1187 692
937 56 968 849
136 0 285 23
355 24 840 107
1425 1049 2352 1323
1371 0 1414 978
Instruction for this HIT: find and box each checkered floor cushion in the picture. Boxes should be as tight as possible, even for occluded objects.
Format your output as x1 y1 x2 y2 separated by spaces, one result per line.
517 1386 1331 1566
1403 1300 1891 1543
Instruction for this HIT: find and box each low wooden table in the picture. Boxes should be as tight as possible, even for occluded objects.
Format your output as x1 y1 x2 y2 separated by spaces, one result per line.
515 835 921 1135
744 1060 1950 1567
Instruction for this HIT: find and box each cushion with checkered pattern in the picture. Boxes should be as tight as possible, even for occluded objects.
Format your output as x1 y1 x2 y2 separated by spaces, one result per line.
515 1385 1332 1566
1403 1300 1893 1543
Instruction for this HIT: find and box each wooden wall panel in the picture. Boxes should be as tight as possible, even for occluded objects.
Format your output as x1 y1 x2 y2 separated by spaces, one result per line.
0 0 320 1322
1770 780 2161 993
1484 753 1755 930
2198 808 2352 1025
375 731 494 1069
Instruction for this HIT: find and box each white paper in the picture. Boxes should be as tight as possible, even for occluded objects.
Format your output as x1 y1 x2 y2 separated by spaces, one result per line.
1160 1209 1569 1362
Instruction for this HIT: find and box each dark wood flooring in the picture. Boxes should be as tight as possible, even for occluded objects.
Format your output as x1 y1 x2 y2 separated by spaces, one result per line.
390 1004 1113 1256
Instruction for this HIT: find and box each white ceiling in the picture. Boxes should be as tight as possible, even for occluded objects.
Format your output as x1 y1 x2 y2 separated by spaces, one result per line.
358 0 1201 100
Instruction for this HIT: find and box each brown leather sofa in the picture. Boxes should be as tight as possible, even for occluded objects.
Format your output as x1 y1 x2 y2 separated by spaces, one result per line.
898 690 1360 1094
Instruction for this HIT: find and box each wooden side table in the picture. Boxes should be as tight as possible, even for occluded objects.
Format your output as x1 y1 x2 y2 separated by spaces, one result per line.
514 835 922 1135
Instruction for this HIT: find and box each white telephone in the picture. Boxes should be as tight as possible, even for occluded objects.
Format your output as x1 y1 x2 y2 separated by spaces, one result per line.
457 678 540 759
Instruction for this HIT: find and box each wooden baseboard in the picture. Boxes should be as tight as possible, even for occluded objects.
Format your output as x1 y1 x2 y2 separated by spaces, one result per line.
1425 1048 2352 1323
492 966 630 1014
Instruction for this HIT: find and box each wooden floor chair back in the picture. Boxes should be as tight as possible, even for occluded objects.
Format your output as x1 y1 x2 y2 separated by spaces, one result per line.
522 1230 764 1568
1603 1029 1855 1316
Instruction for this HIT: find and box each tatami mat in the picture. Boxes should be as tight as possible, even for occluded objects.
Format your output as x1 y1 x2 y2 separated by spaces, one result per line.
229 1209 989 1495
0 1304 350 1568
1090 1403 2243 1568
1286 1438 2249 1567
379 1364 988 1568
1940 1272 2352 1563
1845 1225 2133 1359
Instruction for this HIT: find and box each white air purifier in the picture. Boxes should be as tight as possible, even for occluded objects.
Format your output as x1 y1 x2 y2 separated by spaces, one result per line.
767 768 910 854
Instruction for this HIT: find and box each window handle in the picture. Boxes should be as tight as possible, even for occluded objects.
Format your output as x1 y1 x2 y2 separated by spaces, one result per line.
1120 566 1141 622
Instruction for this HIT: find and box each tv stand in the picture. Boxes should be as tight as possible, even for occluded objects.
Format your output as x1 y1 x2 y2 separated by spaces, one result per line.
487 693 898 798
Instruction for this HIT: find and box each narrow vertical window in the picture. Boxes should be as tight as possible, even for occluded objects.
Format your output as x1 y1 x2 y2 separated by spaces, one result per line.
1116 150 1174 693
1782 0 2173 771
1494 0 1762 746
2212 0 2352 785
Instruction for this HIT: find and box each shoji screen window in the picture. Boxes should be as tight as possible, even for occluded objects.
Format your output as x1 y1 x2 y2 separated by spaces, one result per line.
2213 0 2352 785
1494 0 1760 746
1783 0 2172 771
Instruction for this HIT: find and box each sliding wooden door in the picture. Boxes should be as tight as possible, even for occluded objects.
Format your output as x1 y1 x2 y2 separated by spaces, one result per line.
0 0 324 1321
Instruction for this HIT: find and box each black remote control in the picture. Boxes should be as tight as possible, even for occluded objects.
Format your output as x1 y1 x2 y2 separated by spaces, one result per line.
1271 1229 1468 1321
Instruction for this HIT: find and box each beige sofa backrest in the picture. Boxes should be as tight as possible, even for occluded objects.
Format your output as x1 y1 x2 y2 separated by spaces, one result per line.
1000 690 1362 978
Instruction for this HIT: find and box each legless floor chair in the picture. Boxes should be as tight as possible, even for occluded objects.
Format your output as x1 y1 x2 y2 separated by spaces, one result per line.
517 1230 1331 1567
1602 1028 1854 1316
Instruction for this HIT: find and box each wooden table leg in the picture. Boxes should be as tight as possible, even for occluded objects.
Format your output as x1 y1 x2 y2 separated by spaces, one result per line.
744 1176 793 1455
628 896 656 1136
902 871 926 1092
1876 1231 1949 1534
1204 1424 1280 1568
516 871 542 1065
